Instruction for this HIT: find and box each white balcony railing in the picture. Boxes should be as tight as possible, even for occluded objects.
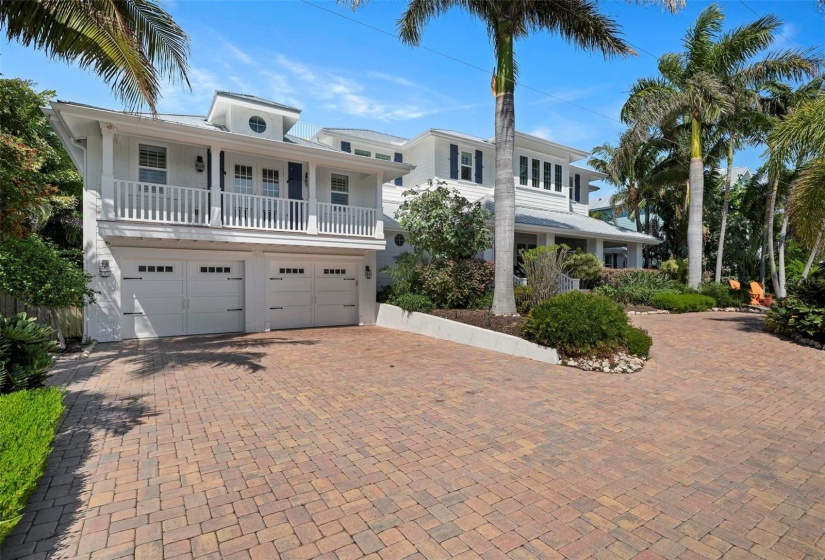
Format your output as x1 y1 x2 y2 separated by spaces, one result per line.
222 192 308 232
317 202 376 237
114 180 209 225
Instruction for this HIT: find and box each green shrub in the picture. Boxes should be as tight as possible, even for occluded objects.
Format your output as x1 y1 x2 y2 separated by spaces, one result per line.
523 292 629 357
418 259 494 309
602 268 673 290
470 291 494 310
791 269 825 307
380 252 424 299
624 326 653 358
660 257 688 283
392 293 435 313
652 293 715 313
765 296 825 343
514 285 532 315
593 284 678 306
0 387 65 543
0 313 57 394
700 282 749 308
564 250 602 282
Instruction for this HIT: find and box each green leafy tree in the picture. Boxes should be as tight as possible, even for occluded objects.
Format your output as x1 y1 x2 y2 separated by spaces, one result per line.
0 0 190 112
0 79 82 246
396 180 491 261
623 4 819 288
0 236 95 348
396 0 634 315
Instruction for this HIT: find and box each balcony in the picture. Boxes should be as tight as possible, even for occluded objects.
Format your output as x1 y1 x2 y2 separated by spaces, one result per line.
111 180 378 238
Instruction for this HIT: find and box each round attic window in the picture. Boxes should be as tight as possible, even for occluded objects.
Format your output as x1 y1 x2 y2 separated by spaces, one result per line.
249 115 267 134
394 234 406 247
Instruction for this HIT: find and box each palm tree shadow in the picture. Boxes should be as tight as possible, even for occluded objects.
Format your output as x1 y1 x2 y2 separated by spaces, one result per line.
706 314 766 333
0 386 156 559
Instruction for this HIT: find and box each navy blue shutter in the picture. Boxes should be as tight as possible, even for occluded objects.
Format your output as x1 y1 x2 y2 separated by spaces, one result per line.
288 162 303 200
474 150 483 184
449 144 459 180
394 152 403 186
574 174 581 202
341 141 351 153
219 151 225 191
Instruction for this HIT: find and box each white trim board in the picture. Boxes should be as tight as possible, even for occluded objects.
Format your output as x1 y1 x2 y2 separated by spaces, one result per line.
376 304 559 364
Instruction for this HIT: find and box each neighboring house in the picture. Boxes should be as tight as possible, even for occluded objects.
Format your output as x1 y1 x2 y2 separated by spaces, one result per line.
589 195 662 269
311 128 661 285
45 91 411 341
718 166 752 187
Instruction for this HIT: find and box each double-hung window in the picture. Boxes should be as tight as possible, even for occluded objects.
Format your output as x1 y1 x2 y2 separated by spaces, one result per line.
262 168 279 197
554 164 563 193
531 159 540 188
138 144 167 184
331 174 349 205
460 151 473 181
354 148 371 157
543 162 552 190
519 156 528 186
233 164 253 194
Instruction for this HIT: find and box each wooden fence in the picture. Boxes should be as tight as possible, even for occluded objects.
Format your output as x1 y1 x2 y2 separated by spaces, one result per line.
0 292 83 339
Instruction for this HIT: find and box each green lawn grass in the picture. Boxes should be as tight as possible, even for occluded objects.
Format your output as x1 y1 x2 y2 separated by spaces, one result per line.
0 387 65 544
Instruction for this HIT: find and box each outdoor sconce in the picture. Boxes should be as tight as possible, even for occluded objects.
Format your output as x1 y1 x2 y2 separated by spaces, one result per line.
304 171 309 186
99 260 112 278
195 155 205 172
365 266 372 280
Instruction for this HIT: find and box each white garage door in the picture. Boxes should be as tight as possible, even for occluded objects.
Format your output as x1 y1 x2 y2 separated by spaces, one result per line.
269 262 357 330
122 259 244 339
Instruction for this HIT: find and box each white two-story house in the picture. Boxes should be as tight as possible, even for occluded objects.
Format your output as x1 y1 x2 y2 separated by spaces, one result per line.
312 127 660 286
45 91 412 341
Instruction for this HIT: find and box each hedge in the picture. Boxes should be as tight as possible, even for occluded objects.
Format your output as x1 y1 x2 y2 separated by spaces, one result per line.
652 293 716 313
0 387 65 544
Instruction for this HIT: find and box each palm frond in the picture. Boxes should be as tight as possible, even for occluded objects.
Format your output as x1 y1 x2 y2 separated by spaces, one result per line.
788 157 825 246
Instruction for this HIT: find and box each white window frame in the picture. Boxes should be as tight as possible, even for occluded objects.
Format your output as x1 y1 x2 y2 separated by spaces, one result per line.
330 173 349 206
261 167 280 197
137 143 168 185
354 148 371 158
460 151 473 181
233 163 254 194
519 155 529 186
375 153 391 161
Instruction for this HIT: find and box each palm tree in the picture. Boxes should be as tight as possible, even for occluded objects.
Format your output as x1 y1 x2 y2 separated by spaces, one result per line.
397 0 633 314
0 0 190 113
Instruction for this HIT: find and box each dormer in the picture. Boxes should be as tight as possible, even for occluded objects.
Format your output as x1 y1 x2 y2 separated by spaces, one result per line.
206 91 301 141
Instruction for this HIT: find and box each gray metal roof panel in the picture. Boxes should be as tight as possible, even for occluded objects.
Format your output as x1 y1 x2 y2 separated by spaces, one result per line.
215 91 301 113
322 128 409 145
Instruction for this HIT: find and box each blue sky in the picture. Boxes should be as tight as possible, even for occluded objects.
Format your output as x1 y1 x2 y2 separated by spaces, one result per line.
2 0 823 196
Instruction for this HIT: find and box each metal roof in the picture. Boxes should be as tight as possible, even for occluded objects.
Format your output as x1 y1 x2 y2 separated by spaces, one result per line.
430 129 493 144
214 91 301 113
322 128 408 146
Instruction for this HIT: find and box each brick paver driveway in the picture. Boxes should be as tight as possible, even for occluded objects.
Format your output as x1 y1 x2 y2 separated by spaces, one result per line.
3 312 825 560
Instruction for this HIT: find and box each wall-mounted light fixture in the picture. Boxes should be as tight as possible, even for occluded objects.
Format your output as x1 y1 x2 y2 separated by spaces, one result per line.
99 260 112 278
364 266 372 280
304 171 309 187
195 155 205 172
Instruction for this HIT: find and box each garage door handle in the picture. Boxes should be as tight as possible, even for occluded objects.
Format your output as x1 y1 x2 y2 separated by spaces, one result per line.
270 277 282 280
270 306 283 310
344 277 355 280
227 277 242 280
123 277 143 280
227 308 243 311
124 312 144 315
344 305 355 307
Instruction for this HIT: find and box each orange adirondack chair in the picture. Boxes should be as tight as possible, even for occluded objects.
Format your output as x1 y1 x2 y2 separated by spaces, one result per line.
748 281 774 306
728 279 741 291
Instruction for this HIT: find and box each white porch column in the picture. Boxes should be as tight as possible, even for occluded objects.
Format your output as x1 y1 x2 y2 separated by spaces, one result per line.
628 242 643 268
209 146 222 227
375 172 384 239
543 232 556 246
307 163 318 234
100 124 115 221
594 238 604 262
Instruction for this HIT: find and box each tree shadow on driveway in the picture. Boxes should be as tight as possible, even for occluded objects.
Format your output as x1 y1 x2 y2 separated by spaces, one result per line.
705 314 766 333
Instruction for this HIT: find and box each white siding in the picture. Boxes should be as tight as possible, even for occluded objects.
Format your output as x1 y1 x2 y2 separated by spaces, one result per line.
377 230 413 288
114 134 208 190
399 136 437 189
228 107 284 141
514 186 569 212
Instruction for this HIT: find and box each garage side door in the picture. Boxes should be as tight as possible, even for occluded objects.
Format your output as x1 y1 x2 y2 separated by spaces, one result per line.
269 264 313 330
122 261 185 338
187 262 245 335
314 265 357 327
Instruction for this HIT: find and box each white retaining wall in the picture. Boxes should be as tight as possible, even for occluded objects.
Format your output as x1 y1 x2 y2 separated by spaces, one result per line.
376 304 559 364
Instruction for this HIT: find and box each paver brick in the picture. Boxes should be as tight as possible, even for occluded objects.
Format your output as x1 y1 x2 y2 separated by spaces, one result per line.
3 315 825 560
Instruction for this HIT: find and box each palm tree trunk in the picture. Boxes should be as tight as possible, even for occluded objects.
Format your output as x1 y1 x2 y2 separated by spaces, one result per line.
714 133 735 283
767 177 780 295
760 191 770 285
687 114 704 289
491 27 516 315
803 223 824 278
778 207 789 297
643 202 651 268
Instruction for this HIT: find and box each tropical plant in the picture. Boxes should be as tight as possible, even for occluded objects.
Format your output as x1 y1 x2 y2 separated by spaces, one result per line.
396 0 634 315
652 292 715 313
392 293 435 314
0 236 95 348
417 259 495 309
0 313 57 394
623 4 819 288
0 0 190 112
520 245 568 309
564 249 603 283
396 180 491 261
